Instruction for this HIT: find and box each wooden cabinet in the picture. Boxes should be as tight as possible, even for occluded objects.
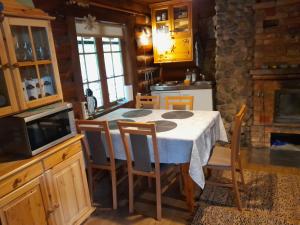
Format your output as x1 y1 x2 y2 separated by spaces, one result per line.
0 176 49 225
0 0 63 117
150 0 193 63
0 136 94 225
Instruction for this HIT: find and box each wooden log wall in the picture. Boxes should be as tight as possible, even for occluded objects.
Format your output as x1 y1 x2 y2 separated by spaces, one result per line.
134 15 159 94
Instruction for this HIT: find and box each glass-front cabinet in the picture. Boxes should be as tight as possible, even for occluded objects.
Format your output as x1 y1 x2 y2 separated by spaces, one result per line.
0 30 19 117
151 0 192 63
2 17 62 110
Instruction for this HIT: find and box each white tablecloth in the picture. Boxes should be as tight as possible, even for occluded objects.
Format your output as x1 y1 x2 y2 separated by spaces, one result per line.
94 108 227 188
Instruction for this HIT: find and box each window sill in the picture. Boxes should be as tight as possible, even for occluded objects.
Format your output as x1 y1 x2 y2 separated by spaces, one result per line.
90 99 134 119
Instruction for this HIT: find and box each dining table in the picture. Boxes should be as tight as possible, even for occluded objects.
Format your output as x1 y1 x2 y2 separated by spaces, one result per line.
93 108 228 211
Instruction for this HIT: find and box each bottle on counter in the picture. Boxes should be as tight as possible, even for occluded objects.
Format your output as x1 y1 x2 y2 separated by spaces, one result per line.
191 69 197 83
185 69 191 81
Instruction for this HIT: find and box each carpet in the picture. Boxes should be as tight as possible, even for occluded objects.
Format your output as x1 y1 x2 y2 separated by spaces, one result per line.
192 170 300 225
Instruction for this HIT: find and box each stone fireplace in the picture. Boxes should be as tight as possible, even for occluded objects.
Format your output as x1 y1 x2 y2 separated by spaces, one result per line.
250 0 300 148
251 69 300 148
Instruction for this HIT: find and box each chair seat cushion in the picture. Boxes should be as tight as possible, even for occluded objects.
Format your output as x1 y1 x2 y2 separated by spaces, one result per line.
207 145 231 167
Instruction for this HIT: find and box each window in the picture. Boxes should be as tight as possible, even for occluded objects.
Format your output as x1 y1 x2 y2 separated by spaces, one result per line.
77 36 103 107
76 21 127 110
102 37 125 103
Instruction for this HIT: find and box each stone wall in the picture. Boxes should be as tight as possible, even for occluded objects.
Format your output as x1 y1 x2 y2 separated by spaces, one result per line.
215 0 255 144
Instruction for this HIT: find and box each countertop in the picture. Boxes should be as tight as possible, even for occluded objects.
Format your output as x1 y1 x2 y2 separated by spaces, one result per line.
150 81 215 91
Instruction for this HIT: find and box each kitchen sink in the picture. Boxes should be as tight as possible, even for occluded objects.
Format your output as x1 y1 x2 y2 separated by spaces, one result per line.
151 80 214 91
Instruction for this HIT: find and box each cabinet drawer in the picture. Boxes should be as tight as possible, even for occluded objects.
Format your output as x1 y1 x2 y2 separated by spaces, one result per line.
43 141 82 170
0 162 43 198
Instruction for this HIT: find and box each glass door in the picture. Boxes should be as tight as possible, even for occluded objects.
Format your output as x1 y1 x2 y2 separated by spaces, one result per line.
3 17 62 110
173 5 190 33
172 3 191 38
0 30 19 116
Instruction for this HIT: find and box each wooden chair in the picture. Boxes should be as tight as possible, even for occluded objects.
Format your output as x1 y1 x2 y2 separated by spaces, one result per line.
118 121 178 220
204 104 247 210
76 120 126 210
136 95 160 109
165 96 194 110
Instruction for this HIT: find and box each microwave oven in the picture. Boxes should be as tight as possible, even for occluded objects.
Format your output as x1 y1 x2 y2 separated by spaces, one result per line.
0 102 77 157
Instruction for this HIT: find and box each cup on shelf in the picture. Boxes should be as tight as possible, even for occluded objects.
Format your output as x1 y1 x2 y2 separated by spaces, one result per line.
42 75 55 96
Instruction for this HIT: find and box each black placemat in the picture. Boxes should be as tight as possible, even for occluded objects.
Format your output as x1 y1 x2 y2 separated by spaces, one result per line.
108 119 135 130
147 120 177 132
161 110 194 119
122 109 152 118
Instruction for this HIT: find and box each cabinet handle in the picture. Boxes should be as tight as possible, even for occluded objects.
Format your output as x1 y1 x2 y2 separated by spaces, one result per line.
12 178 22 188
46 204 59 218
10 63 19 69
62 152 67 160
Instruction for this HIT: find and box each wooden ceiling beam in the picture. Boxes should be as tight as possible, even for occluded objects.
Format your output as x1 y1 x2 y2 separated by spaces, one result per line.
89 1 149 16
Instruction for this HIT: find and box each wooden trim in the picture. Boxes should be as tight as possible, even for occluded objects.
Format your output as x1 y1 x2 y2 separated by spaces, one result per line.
89 2 147 16
96 37 110 108
150 0 192 8
1 0 54 20
0 29 19 116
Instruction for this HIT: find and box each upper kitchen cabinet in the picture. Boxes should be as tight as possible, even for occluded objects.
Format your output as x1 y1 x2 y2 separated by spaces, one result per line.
0 0 63 112
150 0 193 63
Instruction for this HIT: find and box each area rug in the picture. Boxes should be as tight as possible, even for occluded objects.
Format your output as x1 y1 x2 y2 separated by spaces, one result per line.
191 170 300 225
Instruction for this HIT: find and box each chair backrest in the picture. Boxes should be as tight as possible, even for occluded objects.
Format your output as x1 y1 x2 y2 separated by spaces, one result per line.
165 96 194 110
136 95 160 109
230 104 247 164
76 120 115 166
118 121 160 175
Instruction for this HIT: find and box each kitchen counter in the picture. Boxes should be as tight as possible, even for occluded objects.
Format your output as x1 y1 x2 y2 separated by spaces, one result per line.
150 81 215 91
151 81 215 110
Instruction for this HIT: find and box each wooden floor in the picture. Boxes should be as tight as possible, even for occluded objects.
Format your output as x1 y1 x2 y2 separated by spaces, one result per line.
83 149 300 225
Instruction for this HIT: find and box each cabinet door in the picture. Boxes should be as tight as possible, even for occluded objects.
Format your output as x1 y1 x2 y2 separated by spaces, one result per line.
152 6 173 63
0 176 50 225
47 152 93 225
3 17 63 110
181 89 213 111
0 30 19 117
172 3 192 37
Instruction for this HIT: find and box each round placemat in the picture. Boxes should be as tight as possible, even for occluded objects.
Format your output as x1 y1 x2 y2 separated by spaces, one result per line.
122 109 152 118
161 110 194 119
147 120 177 133
108 119 135 130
